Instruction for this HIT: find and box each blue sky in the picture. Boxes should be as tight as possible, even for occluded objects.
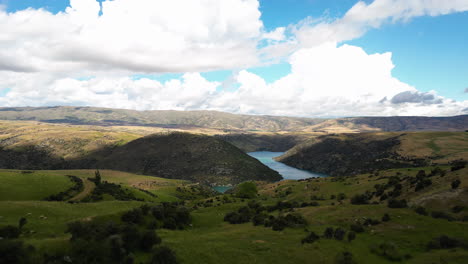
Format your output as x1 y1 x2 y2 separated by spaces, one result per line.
0 0 467 116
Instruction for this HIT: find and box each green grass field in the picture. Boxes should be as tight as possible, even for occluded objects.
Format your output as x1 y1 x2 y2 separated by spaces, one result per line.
0 170 74 201
1 166 467 263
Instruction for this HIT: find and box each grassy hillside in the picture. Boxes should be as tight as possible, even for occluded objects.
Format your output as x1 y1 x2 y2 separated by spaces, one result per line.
277 132 468 176
1 165 467 263
0 170 74 201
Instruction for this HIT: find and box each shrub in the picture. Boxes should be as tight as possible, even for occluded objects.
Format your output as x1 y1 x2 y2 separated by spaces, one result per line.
334 228 346 241
451 179 461 189
350 194 370 205
370 242 406 261
431 211 455 221
363 218 380 226
140 231 162 252
251 213 268 226
335 251 356 264
427 235 465 250
235 182 258 199
0 225 21 239
121 208 144 224
382 214 391 222
323 227 334 239
350 223 365 233
149 246 178 264
452 205 465 214
18 217 27 229
387 199 407 208
0 239 33 264
414 206 428 216
302 232 320 244
347 231 356 242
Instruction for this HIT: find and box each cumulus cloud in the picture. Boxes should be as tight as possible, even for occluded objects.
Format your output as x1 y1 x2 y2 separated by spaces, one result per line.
2 43 466 117
0 0 263 74
0 0 467 117
211 43 467 117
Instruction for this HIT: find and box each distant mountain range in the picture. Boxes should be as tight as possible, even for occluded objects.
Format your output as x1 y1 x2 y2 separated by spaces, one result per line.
0 106 466 133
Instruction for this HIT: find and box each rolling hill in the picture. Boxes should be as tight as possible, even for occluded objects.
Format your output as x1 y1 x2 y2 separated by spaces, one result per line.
0 106 466 133
276 132 468 176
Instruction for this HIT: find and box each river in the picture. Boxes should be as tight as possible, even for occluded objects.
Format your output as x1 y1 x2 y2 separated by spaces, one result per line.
248 151 326 180
213 151 326 193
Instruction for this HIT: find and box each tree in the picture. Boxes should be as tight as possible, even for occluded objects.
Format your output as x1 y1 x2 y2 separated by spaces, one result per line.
150 246 178 264
382 213 391 222
451 179 461 189
387 199 407 208
323 227 334 239
18 217 27 229
95 169 102 185
140 231 162 252
235 182 258 199
347 231 356 242
334 228 346 241
302 231 320 244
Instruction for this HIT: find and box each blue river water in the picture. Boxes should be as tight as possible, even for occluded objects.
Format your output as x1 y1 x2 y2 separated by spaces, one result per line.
213 151 326 193
248 151 327 180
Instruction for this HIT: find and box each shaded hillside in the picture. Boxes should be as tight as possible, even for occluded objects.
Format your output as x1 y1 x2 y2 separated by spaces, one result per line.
277 132 468 176
216 133 312 152
0 125 282 185
92 133 282 185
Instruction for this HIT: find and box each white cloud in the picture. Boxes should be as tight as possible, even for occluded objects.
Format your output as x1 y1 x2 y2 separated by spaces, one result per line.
0 0 263 74
1 43 465 117
212 43 468 117
0 0 467 117
294 0 468 48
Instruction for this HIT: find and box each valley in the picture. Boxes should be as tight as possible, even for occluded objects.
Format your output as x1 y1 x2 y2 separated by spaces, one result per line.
0 110 467 264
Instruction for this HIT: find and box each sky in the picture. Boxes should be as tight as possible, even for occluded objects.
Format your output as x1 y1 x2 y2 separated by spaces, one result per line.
0 0 467 117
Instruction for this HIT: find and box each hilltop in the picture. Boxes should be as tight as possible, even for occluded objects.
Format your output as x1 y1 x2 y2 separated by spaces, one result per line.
0 106 466 133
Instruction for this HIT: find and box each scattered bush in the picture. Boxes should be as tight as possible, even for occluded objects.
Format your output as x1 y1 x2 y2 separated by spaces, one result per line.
363 218 380 226
387 199 407 208
350 223 365 233
333 228 346 241
452 205 465 214
451 179 461 189
323 227 334 239
427 235 465 250
350 193 371 205
382 213 391 222
414 206 428 216
347 231 356 242
140 230 162 252
335 251 356 264
149 246 178 264
0 225 21 239
370 242 407 262
431 211 455 221
302 231 320 244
